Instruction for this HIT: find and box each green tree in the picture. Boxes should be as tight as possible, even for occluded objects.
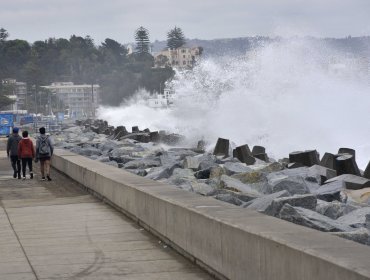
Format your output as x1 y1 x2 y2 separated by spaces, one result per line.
0 28 9 42
0 81 15 110
167 27 186 49
134 26 150 55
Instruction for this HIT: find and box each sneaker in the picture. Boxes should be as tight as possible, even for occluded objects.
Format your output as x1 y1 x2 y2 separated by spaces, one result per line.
41 177 46 181
22 176 26 180
30 172 33 179
47 175 52 181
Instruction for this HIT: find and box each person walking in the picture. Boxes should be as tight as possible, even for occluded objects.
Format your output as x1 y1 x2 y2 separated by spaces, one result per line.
6 127 22 179
35 127 53 181
18 131 35 180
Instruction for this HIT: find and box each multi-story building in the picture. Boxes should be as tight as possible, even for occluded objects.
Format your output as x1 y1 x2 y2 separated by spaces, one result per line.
1 79 27 111
154 46 202 69
42 82 100 119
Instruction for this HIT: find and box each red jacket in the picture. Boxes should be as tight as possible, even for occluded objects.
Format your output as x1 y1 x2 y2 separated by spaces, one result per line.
18 138 35 159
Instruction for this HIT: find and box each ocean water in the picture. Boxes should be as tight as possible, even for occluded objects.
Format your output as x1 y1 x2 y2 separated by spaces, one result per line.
98 38 370 169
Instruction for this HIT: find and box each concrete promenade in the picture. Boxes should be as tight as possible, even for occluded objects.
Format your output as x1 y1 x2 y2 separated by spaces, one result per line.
0 140 212 280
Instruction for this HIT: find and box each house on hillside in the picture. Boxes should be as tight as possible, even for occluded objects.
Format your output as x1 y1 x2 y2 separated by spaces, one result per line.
154 46 202 69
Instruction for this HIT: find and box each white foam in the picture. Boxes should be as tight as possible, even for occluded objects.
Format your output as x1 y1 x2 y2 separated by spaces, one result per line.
98 38 370 169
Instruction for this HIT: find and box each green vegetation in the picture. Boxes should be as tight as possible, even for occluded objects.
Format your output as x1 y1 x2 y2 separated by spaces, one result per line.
0 27 175 107
167 27 186 49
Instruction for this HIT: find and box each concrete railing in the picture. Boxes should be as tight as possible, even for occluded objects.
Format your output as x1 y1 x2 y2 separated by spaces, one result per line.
52 149 370 280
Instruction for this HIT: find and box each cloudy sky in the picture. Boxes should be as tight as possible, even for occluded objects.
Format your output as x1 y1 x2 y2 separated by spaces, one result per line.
1 0 370 44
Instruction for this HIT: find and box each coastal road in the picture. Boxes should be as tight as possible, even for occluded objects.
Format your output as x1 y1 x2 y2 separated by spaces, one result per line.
0 139 212 280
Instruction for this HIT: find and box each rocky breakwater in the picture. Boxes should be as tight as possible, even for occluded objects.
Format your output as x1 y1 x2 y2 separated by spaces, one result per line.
55 120 370 247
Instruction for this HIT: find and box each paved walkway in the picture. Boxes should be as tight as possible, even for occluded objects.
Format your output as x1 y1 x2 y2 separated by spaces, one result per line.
0 139 212 280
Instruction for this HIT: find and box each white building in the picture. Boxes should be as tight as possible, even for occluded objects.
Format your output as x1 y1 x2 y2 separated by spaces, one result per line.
42 82 100 119
147 84 175 108
1 79 27 111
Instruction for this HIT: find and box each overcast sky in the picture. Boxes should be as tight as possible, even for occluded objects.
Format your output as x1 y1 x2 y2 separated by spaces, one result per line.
1 0 370 44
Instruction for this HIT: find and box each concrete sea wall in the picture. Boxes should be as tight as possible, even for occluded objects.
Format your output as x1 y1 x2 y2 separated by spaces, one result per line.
52 149 370 280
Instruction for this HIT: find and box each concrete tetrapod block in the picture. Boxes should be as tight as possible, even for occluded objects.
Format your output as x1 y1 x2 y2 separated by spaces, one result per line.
320 152 336 170
252 145 265 156
254 153 269 162
338 147 356 159
149 131 160 142
232 144 255 165
335 154 361 176
364 161 370 179
213 138 229 157
289 150 320 167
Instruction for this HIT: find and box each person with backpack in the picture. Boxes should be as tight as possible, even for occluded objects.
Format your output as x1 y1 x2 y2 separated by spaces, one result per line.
18 131 35 180
6 127 22 179
35 127 54 181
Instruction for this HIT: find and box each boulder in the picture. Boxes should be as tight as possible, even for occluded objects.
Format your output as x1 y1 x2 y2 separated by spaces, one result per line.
289 150 319 167
183 156 202 170
315 200 359 219
265 174 310 195
214 193 244 206
132 126 139 133
366 214 370 230
308 165 337 184
287 162 305 169
335 154 361 176
191 182 216 196
105 161 119 168
245 190 290 212
98 140 119 153
337 207 370 228
279 204 353 232
223 162 252 175
194 169 211 179
167 148 198 160
167 168 196 187
123 158 161 169
213 138 230 157
254 162 284 173
209 166 226 180
313 180 344 202
77 147 102 157
332 228 370 246
220 175 261 196
345 187 370 204
325 174 370 190
198 155 218 171
265 194 317 217
145 166 173 180
233 144 255 165
97 156 111 163
232 171 267 185
128 169 147 177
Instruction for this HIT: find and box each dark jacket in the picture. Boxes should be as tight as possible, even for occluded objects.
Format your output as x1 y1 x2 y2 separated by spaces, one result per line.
18 138 35 159
7 134 22 156
36 135 54 159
